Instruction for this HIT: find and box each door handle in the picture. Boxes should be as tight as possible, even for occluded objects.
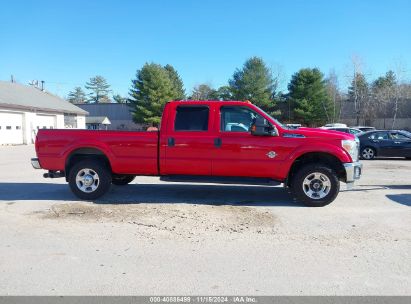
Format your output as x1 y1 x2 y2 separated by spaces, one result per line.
168 137 175 147
394 142 401 144
214 138 222 148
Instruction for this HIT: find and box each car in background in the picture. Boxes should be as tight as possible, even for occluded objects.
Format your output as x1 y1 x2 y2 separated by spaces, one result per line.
321 127 363 136
358 130 411 160
351 126 376 132
323 123 347 128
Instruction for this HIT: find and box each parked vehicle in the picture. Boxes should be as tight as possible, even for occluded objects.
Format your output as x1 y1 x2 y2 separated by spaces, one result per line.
358 130 411 160
31 100 362 207
351 126 376 132
321 127 363 136
285 123 302 129
323 123 347 128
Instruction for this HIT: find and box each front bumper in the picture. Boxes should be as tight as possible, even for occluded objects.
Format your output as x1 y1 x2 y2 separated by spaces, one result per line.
343 162 362 183
31 158 41 169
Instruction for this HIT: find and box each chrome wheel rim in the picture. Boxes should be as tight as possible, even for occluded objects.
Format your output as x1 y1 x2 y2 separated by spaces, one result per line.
76 168 100 193
362 148 374 159
302 172 331 200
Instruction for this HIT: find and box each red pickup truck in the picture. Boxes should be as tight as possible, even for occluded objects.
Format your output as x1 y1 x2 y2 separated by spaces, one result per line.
31 100 362 207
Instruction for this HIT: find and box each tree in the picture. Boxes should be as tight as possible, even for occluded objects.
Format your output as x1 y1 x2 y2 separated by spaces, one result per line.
67 87 87 104
85 76 111 103
189 84 216 100
325 70 343 123
229 57 276 112
287 68 332 126
210 86 233 100
129 63 180 126
164 64 185 100
348 72 369 125
371 70 396 125
113 94 128 104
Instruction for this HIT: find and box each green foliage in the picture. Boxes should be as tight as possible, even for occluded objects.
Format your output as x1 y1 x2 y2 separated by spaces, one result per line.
85 76 111 103
164 64 185 100
288 68 332 126
211 86 233 100
67 87 87 104
129 63 183 126
189 84 215 100
113 94 128 104
372 70 396 89
348 73 369 101
229 57 276 112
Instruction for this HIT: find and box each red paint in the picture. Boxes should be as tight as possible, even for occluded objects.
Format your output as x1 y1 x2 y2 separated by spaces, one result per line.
35 100 355 181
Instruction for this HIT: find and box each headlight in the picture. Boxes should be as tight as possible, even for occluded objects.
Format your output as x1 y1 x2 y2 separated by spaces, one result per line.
342 139 359 161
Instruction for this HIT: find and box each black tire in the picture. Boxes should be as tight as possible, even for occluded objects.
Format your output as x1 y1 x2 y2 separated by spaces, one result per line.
68 160 112 200
112 175 135 186
360 147 376 160
290 164 340 207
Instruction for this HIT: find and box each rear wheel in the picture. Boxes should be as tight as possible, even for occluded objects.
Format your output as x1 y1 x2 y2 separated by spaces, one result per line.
361 147 376 160
112 175 135 185
68 160 112 200
290 164 340 207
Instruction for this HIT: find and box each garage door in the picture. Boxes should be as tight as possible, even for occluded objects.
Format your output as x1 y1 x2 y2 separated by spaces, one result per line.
0 112 24 145
35 114 56 130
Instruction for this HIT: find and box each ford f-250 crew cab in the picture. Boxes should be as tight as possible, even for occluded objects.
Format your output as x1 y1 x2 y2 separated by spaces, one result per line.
31 100 362 207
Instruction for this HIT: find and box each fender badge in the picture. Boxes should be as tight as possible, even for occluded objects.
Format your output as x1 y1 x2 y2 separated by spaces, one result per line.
266 151 277 159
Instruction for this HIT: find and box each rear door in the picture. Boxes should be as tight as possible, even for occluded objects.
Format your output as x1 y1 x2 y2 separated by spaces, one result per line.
162 104 214 175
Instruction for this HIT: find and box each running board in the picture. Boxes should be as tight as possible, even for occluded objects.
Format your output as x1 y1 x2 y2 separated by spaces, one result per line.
160 175 281 186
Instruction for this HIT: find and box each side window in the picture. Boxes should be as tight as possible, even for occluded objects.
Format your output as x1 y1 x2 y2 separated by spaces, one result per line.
221 106 262 132
369 132 388 140
174 106 209 131
391 132 409 140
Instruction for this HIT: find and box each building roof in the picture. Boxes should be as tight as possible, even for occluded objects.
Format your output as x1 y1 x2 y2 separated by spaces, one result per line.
75 103 133 120
86 116 111 124
0 81 87 115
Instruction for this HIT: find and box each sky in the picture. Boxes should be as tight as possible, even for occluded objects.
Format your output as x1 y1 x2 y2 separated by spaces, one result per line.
1 0 410 98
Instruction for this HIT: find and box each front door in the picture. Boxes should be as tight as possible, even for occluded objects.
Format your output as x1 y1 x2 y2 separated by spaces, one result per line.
389 132 411 157
212 105 283 178
162 104 214 175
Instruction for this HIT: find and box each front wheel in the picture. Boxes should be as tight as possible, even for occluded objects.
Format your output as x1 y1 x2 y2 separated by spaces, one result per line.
68 160 112 200
361 147 376 160
290 164 340 207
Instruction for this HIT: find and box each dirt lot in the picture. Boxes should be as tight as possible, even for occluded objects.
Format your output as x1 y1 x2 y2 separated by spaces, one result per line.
0 145 410 295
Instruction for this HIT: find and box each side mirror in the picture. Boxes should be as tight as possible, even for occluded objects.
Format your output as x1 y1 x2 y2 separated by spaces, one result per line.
251 117 277 136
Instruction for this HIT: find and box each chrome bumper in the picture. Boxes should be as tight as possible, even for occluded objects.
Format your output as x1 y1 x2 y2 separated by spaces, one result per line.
31 158 41 169
343 162 362 183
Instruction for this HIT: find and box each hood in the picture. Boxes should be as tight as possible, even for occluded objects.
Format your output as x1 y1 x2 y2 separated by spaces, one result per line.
281 127 355 140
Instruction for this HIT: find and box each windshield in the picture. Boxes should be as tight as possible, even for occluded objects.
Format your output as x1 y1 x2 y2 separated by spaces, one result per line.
254 105 284 128
401 130 411 138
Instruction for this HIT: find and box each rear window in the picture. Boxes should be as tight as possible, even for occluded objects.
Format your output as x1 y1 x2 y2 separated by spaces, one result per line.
174 106 209 131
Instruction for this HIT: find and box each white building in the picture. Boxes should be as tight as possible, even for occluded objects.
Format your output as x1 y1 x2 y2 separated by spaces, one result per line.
0 81 87 145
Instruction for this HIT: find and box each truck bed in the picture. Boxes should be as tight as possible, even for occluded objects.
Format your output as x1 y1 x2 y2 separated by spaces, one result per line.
35 129 159 175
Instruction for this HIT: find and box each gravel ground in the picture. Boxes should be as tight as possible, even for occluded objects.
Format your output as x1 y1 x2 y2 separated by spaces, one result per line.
0 145 410 295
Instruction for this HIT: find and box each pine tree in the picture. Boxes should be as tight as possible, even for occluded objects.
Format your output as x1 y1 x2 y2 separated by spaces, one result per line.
129 63 180 126
67 87 87 104
85 76 111 103
164 64 185 100
348 73 369 125
229 57 276 112
288 68 332 126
